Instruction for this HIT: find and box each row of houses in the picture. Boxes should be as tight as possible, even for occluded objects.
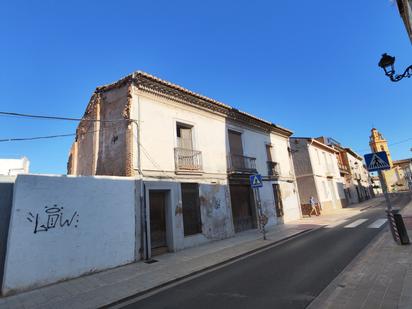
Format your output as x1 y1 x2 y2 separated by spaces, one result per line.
67 71 375 255
0 71 392 295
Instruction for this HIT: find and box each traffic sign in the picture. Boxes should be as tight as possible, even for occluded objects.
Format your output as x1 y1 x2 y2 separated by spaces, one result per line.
364 151 391 172
250 174 263 188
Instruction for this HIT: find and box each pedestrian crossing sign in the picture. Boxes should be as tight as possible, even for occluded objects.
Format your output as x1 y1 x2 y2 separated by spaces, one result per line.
250 174 263 188
364 151 391 172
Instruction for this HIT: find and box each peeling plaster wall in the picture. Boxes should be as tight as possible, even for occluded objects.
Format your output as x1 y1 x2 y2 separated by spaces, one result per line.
199 184 234 240
279 181 301 222
2 175 136 295
96 86 130 176
291 139 312 176
76 101 98 175
68 84 133 177
258 182 277 226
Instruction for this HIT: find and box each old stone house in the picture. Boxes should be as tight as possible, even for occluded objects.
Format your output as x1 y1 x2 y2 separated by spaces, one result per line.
67 71 301 257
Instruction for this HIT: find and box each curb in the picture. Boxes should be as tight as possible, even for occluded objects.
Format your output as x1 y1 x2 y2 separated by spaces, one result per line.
103 227 322 308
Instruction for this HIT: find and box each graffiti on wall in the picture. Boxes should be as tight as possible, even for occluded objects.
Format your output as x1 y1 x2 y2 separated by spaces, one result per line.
26 205 79 234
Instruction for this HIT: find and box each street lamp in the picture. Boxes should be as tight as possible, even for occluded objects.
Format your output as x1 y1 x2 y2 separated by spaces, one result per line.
378 53 412 82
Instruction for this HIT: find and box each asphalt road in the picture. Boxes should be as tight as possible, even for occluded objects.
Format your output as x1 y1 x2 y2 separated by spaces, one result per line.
118 193 411 309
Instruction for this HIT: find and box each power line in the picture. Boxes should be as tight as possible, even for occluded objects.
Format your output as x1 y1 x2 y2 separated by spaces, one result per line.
0 125 113 143
0 111 133 123
0 133 76 142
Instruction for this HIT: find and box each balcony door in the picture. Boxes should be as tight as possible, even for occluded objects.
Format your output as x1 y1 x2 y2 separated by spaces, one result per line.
176 123 200 170
177 123 193 150
228 130 243 155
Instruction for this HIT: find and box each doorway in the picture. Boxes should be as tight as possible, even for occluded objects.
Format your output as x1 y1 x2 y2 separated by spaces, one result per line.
273 184 284 218
149 191 168 255
229 184 256 233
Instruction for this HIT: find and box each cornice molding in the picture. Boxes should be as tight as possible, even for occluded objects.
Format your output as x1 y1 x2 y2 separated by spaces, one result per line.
94 71 293 138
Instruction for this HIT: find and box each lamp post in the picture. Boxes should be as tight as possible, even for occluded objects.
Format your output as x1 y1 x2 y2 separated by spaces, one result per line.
378 53 412 82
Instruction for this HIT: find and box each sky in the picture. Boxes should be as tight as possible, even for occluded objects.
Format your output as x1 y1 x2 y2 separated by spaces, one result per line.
0 0 411 174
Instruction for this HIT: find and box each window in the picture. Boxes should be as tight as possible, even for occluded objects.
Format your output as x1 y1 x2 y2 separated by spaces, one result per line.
181 183 202 236
228 130 243 155
316 149 321 164
266 144 273 161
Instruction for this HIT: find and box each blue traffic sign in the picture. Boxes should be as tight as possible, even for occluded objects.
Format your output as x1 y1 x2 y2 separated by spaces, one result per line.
250 174 263 188
364 151 391 172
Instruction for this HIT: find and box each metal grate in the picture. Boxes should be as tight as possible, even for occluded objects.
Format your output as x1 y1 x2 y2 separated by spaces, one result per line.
227 154 257 173
174 148 203 171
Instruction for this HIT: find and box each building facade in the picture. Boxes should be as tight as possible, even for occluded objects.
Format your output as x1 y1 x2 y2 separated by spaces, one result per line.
290 137 346 214
67 71 301 256
393 158 412 191
0 157 29 176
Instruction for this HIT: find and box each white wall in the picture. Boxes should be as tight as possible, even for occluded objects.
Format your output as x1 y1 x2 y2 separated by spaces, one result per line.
199 183 234 240
132 91 228 177
226 123 271 175
0 158 29 176
308 146 339 178
2 174 137 295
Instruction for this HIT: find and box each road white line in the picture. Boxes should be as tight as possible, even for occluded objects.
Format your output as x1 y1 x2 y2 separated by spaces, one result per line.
368 219 387 229
344 219 368 228
325 219 348 228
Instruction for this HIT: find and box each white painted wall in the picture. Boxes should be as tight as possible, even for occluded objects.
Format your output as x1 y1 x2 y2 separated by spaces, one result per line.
132 89 300 228
2 174 137 295
132 91 228 178
308 146 339 178
226 123 301 223
0 157 29 176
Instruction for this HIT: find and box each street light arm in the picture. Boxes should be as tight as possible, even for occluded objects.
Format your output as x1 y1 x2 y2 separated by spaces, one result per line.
388 64 412 82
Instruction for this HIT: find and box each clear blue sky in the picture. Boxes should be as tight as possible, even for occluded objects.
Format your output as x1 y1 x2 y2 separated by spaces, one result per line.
1 0 411 174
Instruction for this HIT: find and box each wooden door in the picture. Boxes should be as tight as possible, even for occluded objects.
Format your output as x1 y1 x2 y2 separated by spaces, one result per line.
149 191 167 250
229 185 256 232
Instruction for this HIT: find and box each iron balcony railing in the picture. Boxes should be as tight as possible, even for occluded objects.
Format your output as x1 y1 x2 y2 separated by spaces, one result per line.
227 154 257 173
174 148 203 171
267 161 280 177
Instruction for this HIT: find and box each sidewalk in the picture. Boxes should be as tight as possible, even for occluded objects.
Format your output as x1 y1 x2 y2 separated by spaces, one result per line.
0 199 375 309
308 193 412 309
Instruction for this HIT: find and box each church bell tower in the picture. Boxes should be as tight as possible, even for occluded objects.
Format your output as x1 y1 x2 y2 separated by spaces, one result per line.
369 128 393 167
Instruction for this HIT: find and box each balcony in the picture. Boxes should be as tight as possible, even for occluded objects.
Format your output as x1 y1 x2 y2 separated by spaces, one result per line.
174 148 203 171
267 161 280 177
227 154 257 173
338 162 350 174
